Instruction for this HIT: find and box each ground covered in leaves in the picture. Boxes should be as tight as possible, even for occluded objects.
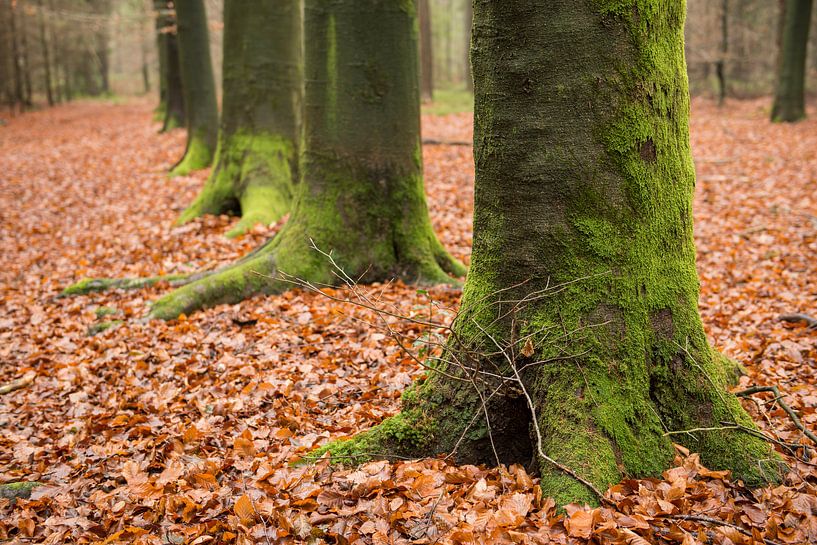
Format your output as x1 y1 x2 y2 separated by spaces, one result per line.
1 98 816 544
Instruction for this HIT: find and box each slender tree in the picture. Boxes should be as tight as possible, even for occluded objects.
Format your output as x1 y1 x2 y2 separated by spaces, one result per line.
419 0 433 101
146 0 464 319
463 0 472 92
155 1 185 130
176 0 301 238
312 0 781 506
154 0 168 118
169 0 217 176
18 1 33 106
716 0 728 106
772 0 813 122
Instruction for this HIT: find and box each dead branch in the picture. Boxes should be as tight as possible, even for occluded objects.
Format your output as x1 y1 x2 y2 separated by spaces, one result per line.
0 371 36 395
735 385 817 447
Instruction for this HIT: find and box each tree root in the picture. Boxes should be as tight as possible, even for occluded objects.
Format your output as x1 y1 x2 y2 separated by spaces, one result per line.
0 482 42 500
60 273 193 297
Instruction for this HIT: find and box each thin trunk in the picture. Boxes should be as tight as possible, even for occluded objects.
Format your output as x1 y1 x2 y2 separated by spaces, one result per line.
419 0 433 101
717 0 728 106
177 0 302 238
464 0 472 92
772 0 813 122
314 0 781 507
8 0 24 110
169 0 218 175
161 24 185 131
37 0 54 106
150 0 464 321
154 0 168 116
18 1 32 106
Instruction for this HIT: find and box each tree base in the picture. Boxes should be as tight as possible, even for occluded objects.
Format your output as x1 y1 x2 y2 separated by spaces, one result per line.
169 136 213 177
176 133 295 238
149 223 465 320
306 340 784 507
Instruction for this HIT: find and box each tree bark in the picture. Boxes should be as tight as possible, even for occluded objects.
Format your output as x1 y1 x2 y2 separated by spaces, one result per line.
160 8 186 132
772 0 813 122
419 0 433 101
313 0 782 507
176 0 302 238
149 0 464 320
169 0 218 175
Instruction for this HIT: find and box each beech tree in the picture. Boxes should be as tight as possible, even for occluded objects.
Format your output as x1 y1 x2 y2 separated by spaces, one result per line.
312 0 781 506
155 0 185 130
170 0 217 176
63 0 464 316
772 0 813 122
176 0 302 238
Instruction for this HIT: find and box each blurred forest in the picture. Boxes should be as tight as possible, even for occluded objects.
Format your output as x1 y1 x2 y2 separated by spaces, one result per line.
2 0 816 112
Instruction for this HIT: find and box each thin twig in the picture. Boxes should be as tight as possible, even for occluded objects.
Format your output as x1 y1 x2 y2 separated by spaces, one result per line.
735 385 817 447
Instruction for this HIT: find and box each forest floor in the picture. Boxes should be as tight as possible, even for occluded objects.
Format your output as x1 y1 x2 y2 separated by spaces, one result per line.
1 98 816 544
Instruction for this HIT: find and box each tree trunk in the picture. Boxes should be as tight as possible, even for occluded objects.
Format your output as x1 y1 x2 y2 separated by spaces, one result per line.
176 0 302 238
169 0 218 176
37 0 54 107
313 0 782 507
772 0 813 122
464 0 472 92
149 0 464 320
160 6 186 132
419 0 433 101
717 0 728 106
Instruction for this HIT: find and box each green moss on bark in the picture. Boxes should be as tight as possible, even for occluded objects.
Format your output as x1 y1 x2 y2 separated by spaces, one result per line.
169 133 214 177
177 132 295 237
311 0 782 507
148 0 463 320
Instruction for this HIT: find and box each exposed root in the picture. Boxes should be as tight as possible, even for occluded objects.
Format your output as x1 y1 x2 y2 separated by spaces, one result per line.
61 273 191 297
0 482 42 500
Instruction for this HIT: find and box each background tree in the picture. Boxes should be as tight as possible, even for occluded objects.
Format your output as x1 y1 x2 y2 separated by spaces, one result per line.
176 0 302 238
419 0 434 101
155 0 186 130
771 0 813 122
147 0 464 319
169 0 218 176
312 0 781 506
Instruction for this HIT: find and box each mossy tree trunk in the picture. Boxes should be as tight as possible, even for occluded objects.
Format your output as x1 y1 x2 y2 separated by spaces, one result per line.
176 0 302 238
170 0 217 175
313 0 782 506
771 0 813 122
149 0 464 320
